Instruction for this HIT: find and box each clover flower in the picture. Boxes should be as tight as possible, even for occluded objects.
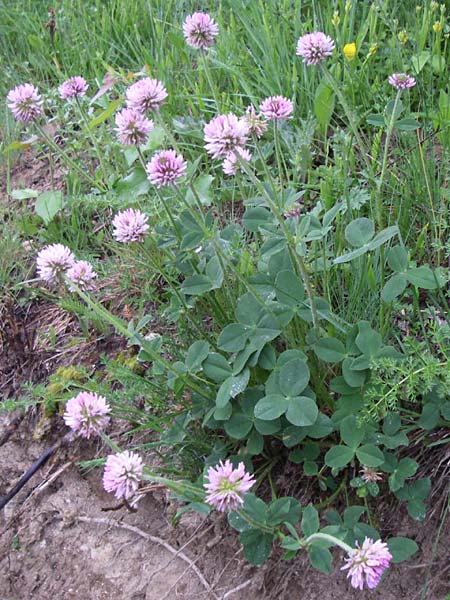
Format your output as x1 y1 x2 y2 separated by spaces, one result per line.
204 459 255 512
222 147 252 176
183 12 219 49
112 208 149 243
296 32 335 65
66 260 98 291
36 244 75 284
388 73 416 90
146 149 187 187
63 391 110 438
360 466 383 484
125 77 168 113
244 104 268 138
341 537 392 590
103 450 144 500
115 107 153 145
7 83 43 122
259 95 293 120
58 76 88 100
203 113 249 159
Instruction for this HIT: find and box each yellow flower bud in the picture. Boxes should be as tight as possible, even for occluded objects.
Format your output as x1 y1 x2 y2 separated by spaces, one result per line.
343 42 357 61
433 21 442 32
331 10 340 26
398 30 408 44
430 1 438 11
416 5 422 12
345 1 352 13
367 43 378 57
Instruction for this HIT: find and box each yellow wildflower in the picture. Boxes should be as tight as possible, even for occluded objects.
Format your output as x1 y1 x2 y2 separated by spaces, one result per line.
398 30 408 44
433 21 443 32
367 43 378 58
343 42 357 61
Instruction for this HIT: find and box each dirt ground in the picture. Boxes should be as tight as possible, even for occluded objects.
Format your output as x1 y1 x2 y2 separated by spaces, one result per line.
1 152 449 600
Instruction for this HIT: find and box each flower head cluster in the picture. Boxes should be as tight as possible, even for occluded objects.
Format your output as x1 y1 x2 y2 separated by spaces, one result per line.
7 83 43 122
146 149 187 187
341 537 392 590
259 95 293 120
36 244 75 284
115 107 153 145
360 466 383 484
103 450 144 500
222 147 252 176
112 208 149 243
58 76 88 100
244 104 268 138
125 77 167 113
204 459 255 512
296 32 335 65
204 113 249 159
388 73 416 90
63 391 110 438
183 12 218 49
66 260 98 291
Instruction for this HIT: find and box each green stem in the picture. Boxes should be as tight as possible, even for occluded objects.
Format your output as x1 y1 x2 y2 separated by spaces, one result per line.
35 123 106 191
273 120 285 204
200 48 220 111
320 65 371 173
75 97 109 187
303 532 353 553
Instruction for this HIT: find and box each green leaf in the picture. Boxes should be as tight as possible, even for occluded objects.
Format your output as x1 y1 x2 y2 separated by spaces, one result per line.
385 98 403 120
181 274 213 295
383 413 401 436
285 396 318 427
239 529 273 565
324 445 355 468
186 174 214 206
228 511 252 532
411 50 430 74
185 341 209 372
340 416 365 449
301 504 319 537
218 323 249 352
206 256 224 287
418 403 440 430
88 98 121 128
382 274 408 302
308 546 332 574
224 412 253 439
202 353 232 382
366 226 399 251
12 188 38 200
388 537 419 563
406 266 439 289
216 370 250 407
355 444 385 467
254 394 289 420
345 218 375 247
275 270 304 306
314 81 335 129
387 246 409 272
342 358 367 387
35 190 63 224
246 429 264 454
314 337 346 362
279 359 310 397
394 117 420 131
343 506 366 528
355 321 382 358
242 207 273 232
366 113 386 127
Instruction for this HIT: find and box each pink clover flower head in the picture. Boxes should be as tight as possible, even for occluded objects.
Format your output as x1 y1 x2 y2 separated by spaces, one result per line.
204 459 255 512
58 76 88 100
66 260 97 292
222 147 252 176
63 391 110 438
183 12 219 49
103 450 144 500
259 95 293 120
388 73 416 90
125 77 168 113
341 537 392 590
36 243 75 284
244 104 268 138
203 113 249 159
112 208 149 243
115 107 153 146
146 149 187 187
296 31 335 65
7 83 43 122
